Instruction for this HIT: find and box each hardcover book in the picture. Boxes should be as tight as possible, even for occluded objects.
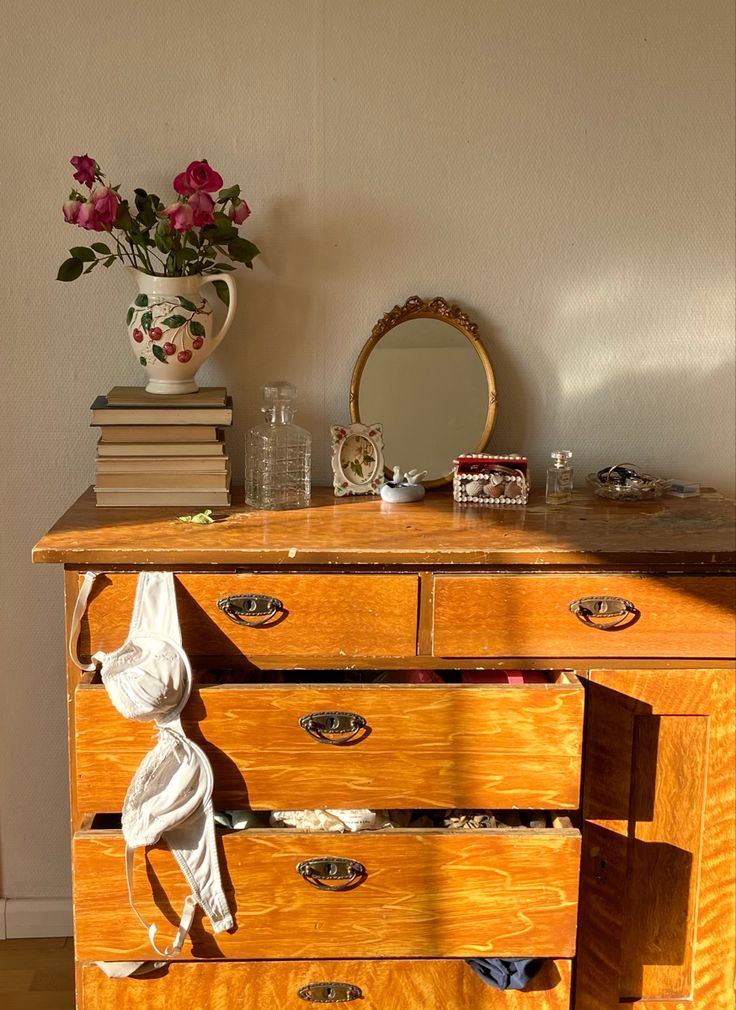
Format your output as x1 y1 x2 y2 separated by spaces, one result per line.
106 386 228 407
90 395 233 426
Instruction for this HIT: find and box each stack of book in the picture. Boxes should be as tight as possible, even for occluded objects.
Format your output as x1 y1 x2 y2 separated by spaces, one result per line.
92 386 233 507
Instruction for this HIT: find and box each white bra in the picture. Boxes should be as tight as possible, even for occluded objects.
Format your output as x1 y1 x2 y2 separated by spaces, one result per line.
70 571 234 957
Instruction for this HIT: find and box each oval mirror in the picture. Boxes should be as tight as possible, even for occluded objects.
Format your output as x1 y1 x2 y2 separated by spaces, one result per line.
350 296 497 487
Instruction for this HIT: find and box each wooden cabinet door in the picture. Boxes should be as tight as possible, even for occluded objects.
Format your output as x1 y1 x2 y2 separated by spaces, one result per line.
575 669 735 1010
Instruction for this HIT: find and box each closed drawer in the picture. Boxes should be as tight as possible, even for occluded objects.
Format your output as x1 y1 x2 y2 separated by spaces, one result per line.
73 825 581 961
432 574 736 658
75 572 419 659
75 678 583 812
81 958 572 1009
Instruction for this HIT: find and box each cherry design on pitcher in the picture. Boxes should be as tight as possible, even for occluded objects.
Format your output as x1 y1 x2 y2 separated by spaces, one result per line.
127 293 212 368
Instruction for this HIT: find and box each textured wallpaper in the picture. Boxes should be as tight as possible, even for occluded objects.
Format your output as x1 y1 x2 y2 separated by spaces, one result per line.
0 0 734 901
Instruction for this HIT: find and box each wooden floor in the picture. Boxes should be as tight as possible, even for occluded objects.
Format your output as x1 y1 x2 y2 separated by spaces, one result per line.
0 938 75 1010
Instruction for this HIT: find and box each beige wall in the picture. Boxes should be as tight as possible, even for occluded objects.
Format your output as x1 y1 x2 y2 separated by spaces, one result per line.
0 0 733 905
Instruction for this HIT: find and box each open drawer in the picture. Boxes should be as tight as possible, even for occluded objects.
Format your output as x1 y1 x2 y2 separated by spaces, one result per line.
80 958 573 1009
75 675 584 812
73 820 581 961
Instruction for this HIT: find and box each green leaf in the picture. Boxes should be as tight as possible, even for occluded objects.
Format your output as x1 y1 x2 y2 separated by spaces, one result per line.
103 256 116 268
177 509 214 524
211 263 235 271
91 242 111 254
217 185 240 202
190 320 205 337
228 237 260 263
141 311 153 332
139 356 147 366
134 188 148 199
152 344 168 363
161 314 186 328
115 202 133 231
134 294 149 307
212 280 230 306
177 297 197 311
83 260 98 274
155 228 173 254
70 246 96 262
179 248 199 262
57 257 84 281
201 226 237 245
126 306 135 325
137 207 157 229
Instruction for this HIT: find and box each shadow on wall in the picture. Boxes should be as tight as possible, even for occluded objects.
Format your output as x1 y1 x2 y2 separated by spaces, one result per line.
206 194 407 484
472 299 733 486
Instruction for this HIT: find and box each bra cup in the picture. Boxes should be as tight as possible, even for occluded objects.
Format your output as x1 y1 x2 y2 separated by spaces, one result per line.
101 638 188 723
123 732 207 849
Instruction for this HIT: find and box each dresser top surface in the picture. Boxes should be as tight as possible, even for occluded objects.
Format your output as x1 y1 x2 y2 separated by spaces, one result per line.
32 486 736 567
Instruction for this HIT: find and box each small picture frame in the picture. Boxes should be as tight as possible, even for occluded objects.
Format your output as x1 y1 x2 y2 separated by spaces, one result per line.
331 423 386 496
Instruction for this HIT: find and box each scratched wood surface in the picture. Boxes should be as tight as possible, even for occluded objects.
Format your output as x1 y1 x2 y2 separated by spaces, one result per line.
432 574 736 658
74 572 419 659
73 828 581 961
575 669 735 1010
32 487 736 567
80 958 572 1009
75 680 583 811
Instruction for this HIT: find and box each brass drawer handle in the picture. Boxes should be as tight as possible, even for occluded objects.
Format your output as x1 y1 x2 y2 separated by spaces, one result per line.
569 595 639 631
299 711 367 745
298 982 363 1003
296 857 366 891
217 593 283 627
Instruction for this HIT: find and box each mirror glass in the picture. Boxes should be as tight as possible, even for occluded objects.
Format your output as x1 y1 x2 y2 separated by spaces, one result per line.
352 300 496 486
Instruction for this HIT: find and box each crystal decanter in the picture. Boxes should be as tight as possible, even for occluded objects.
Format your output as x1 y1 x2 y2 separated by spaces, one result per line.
245 382 311 510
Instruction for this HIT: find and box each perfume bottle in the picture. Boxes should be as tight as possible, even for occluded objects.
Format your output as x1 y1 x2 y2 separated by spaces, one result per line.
245 382 311 510
546 450 573 505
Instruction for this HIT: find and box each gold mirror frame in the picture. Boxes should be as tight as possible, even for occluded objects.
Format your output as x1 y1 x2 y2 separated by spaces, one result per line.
350 296 497 488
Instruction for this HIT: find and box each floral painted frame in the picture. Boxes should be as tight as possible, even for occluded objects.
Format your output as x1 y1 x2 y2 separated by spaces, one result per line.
331 423 386 496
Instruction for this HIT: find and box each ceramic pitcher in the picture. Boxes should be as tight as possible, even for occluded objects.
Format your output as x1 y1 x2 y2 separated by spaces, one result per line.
126 268 237 394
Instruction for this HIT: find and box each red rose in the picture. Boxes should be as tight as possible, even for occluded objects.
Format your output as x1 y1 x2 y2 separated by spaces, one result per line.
90 186 120 230
70 154 97 188
173 160 223 195
188 191 215 227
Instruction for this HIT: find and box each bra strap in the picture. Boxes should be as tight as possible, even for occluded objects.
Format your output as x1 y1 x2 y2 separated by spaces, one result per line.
125 844 196 958
68 571 100 672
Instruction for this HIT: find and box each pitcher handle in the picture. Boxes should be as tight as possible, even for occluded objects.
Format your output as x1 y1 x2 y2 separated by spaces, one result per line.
204 274 237 351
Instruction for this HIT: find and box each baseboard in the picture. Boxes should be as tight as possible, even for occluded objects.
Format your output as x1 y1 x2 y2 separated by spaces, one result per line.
3 897 73 938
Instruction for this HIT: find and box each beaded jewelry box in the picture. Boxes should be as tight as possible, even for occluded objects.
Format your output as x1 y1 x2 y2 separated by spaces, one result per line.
453 454 530 506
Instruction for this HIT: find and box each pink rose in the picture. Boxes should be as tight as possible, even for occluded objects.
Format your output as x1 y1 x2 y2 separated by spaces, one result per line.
229 199 251 225
188 191 215 227
90 186 120 229
63 199 82 224
173 160 223 195
77 201 101 230
161 201 194 233
71 154 97 188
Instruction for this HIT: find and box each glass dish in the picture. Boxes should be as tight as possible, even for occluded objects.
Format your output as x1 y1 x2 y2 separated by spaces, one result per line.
586 469 669 501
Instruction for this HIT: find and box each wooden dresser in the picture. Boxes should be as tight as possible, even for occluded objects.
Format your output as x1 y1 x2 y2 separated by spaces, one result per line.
33 487 736 1010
